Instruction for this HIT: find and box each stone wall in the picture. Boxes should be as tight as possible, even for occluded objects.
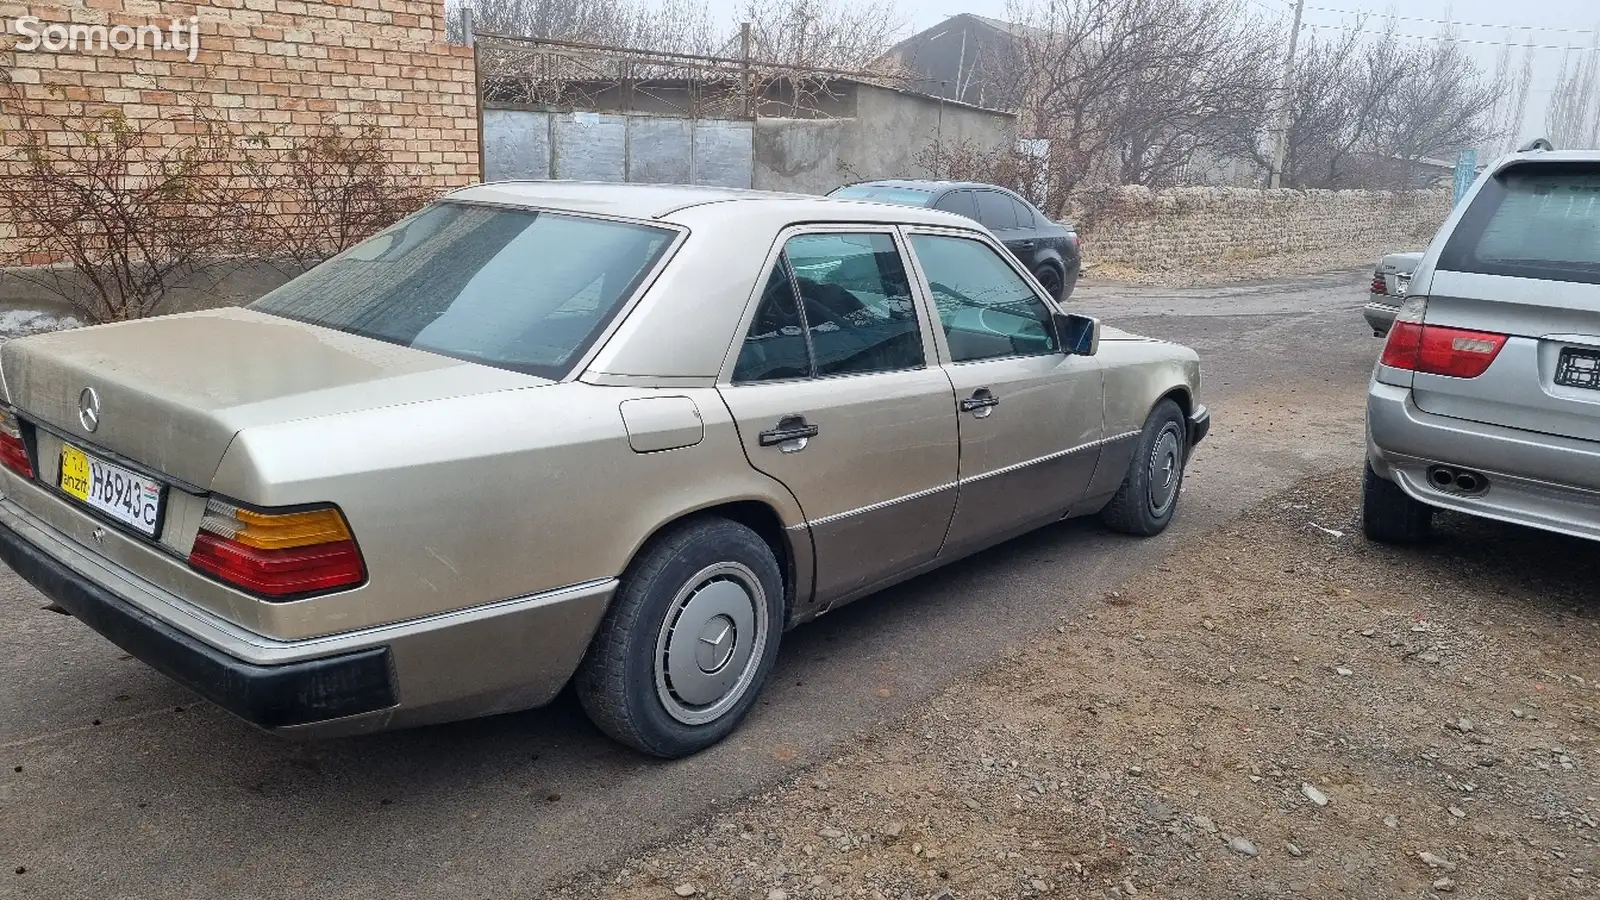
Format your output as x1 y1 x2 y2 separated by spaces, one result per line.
1077 186 1452 273
0 0 478 265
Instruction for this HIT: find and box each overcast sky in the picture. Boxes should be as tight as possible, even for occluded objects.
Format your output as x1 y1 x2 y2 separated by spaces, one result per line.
692 0 1598 151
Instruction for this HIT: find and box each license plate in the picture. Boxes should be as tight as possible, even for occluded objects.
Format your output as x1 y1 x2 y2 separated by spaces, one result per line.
1554 347 1600 391
58 443 164 537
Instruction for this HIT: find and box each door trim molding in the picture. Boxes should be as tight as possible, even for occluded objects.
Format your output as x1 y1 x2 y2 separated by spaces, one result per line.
960 430 1138 485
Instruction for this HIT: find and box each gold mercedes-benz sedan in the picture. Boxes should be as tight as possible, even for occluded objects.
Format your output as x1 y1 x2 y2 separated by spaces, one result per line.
0 183 1207 757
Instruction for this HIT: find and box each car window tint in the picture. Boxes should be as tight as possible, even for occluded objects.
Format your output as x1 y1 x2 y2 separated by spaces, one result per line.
975 191 1017 231
250 203 673 379
733 260 812 383
1439 165 1600 283
784 233 924 376
909 234 1057 362
1009 196 1036 229
934 190 978 220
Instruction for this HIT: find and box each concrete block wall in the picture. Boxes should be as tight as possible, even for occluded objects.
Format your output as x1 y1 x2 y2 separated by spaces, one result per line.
0 0 478 265
1077 186 1452 272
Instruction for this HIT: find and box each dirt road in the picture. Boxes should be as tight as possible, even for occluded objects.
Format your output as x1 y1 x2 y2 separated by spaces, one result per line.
571 476 1597 899
2 271 1417 899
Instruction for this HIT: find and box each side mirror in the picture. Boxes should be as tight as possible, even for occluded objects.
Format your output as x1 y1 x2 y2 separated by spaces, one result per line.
1054 312 1100 356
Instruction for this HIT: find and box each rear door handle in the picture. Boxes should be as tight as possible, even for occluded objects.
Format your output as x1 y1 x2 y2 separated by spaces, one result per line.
758 415 818 451
960 389 1000 417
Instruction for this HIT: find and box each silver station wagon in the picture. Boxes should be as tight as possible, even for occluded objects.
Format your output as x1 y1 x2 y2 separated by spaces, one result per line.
0 184 1207 757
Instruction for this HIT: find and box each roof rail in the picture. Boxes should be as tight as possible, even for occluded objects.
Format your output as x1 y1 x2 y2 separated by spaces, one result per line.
1518 137 1554 152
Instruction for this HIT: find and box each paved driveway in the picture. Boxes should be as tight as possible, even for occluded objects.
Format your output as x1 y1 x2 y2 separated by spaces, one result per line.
0 271 1382 899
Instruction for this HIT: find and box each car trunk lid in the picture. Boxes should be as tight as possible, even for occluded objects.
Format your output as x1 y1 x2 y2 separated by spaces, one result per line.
0 307 547 488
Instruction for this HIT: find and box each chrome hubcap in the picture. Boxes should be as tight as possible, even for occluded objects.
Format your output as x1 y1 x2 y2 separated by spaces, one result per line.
1148 425 1182 516
654 562 768 726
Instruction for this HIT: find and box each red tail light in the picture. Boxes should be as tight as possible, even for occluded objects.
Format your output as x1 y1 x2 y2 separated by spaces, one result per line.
188 499 364 598
1370 271 1388 295
1379 297 1506 378
0 410 33 479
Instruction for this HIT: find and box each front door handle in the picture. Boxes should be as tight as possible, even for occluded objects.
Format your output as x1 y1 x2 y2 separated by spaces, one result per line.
758 415 818 452
960 388 1000 418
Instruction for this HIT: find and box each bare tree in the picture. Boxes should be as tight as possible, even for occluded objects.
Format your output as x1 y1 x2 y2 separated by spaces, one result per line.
449 0 721 55
1377 27 1501 180
1546 33 1600 149
986 0 1280 201
734 0 907 70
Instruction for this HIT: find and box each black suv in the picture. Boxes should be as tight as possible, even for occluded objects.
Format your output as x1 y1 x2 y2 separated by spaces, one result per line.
828 180 1082 300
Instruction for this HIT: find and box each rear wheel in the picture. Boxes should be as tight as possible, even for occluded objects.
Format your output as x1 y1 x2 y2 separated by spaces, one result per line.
1034 263 1065 302
1361 463 1433 543
575 516 784 758
1101 400 1187 536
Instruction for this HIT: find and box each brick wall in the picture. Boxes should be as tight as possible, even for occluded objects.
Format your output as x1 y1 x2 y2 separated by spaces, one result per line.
0 0 477 265
1078 186 1452 273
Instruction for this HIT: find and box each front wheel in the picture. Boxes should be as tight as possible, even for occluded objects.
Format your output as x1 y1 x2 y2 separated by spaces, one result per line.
575 516 784 758
1100 400 1188 536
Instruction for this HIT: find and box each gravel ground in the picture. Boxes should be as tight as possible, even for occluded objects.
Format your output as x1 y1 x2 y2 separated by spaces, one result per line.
559 475 1598 900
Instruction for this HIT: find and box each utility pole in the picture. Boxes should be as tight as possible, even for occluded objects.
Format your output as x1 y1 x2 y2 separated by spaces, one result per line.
1270 0 1306 189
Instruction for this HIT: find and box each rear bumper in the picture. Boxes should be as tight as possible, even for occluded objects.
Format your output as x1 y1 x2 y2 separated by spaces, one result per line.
1363 299 1399 336
1366 382 1600 541
0 495 615 736
0 523 397 727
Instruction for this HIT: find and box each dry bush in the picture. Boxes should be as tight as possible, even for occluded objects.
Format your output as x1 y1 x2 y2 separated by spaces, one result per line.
0 98 241 323
236 121 433 274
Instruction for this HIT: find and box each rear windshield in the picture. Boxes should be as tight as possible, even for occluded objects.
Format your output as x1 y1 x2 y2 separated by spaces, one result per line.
251 202 676 379
829 185 934 206
1438 164 1600 284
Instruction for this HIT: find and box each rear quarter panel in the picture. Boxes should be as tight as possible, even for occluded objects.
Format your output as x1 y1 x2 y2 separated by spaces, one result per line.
207 383 806 640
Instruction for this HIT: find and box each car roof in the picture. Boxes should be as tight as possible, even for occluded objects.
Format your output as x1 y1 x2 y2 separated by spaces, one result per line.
444 180 977 228
1493 148 1600 171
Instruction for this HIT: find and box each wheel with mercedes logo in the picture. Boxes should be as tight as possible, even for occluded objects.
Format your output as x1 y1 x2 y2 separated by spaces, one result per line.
574 515 785 758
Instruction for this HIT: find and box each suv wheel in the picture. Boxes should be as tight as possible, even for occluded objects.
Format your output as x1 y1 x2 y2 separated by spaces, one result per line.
1101 400 1187 536
575 516 784 758
1361 463 1433 543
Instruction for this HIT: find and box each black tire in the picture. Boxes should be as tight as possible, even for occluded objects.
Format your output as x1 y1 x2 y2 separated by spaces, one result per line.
1034 263 1065 302
574 516 784 758
1101 400 1188 536
1361 463 1433 543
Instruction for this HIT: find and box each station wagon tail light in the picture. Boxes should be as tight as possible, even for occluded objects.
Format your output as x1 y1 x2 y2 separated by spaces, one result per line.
0 409 32 479
1380 296 1506 379
188 499 364 597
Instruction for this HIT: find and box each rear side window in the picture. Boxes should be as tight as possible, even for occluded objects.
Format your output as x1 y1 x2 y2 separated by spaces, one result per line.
251 203 675 379
1009 196 1036 228
1439 164 1600 284
975 191 1018 230
733 233 924 381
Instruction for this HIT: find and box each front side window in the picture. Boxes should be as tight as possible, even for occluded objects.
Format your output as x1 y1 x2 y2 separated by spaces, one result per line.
251 202 675 379
733 233 924 381
934 190 978 220
909 234 1057 362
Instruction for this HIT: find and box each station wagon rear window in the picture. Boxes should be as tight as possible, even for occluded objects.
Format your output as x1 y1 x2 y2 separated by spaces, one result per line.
251 202 675 379
1439 164 1600 285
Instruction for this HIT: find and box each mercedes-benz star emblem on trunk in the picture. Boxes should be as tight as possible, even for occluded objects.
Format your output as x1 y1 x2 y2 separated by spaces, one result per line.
78 386 100 433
